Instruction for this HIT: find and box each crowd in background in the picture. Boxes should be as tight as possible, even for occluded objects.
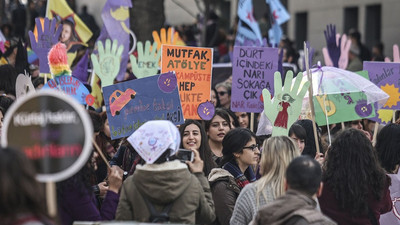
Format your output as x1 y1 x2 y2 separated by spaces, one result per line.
0 1 399 225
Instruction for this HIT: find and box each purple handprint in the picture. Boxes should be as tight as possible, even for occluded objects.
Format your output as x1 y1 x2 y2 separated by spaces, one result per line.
29 18 62 73
324 24 341 67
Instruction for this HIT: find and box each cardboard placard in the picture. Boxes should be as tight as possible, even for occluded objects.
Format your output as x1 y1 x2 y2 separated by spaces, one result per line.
231 46 278 112
161 45 213 120
1 90 93 182
364 61 400 110
103 72 184 140
42 75 90 105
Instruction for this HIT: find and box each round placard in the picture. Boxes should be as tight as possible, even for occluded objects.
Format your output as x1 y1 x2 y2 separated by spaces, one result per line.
1 90 93 182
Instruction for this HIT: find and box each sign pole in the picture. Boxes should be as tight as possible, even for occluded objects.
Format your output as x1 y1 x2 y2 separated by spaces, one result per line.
250 112 255 132
46 181 57 217
304 42 320 154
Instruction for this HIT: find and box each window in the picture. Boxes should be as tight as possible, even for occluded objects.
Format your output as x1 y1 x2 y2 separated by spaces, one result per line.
344 7 358 34
365 4 381 49
295 12 307 50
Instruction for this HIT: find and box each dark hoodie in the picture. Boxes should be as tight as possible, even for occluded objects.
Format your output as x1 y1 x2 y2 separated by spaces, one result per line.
251 190 336 225
116 160 215 224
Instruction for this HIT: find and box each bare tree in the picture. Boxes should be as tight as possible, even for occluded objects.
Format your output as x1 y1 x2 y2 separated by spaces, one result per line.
130 0 165 42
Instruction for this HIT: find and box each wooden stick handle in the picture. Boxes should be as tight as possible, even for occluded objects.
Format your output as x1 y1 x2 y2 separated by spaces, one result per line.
372 122 379 146
250 112 255 132
46 181 57 218
92 138 112 170
304 42 320 154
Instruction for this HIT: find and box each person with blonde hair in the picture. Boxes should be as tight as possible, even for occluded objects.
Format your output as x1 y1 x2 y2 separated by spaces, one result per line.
230 136 299 225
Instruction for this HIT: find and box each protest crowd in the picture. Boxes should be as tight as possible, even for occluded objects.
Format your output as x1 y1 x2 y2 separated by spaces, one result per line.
1 1 400 225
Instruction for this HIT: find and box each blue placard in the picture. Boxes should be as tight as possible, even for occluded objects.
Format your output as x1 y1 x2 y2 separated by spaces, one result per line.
42 75 89 105
103 72 184 140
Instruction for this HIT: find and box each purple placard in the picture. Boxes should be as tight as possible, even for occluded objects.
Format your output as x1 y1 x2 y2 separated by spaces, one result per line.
363 61 400 110
231 46 278 112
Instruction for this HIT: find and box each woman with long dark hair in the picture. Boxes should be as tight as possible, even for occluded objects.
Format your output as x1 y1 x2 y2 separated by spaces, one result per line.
0 147 54 224
179 120 217 176
319 128 391 224
208 128 260 225
376 123 400 225
205 108 232 164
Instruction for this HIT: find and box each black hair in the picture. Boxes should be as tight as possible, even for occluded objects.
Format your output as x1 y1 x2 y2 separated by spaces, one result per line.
0 95 14 113
225 108 240 128
220 128 256 166
0 147 49 222
0 64 18 96
376 123 400 173
179 120 217 175
282 93 295 103
286 156 321 196
295 119 323 157
88 110 102 133
289 124 307 143
323 128 387 215
205 108 232 132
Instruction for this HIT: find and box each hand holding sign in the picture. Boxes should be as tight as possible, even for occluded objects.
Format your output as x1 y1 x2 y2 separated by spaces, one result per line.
91 39 124 87
262 71 310 136
28 18 62 73
130 41 161 79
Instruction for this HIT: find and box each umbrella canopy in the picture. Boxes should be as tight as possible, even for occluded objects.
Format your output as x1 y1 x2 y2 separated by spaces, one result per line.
300 65 389 125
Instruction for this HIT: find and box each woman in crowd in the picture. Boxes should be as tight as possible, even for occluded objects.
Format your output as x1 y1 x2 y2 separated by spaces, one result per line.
235 112 250 129
57 151 123 225
95 111 119 182
210 87 220 108
116 120 215 224
179 119 217 176
215 81 231 109
226 108 240 128
289 124 306 153
230 136 299 225
295 119 323 157
205 108 232 164
0 147 54 224
208 128 260 225
376 123 400 225
319 128 392 224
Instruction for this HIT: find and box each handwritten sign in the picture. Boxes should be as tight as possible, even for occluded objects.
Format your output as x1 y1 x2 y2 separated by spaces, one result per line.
42 75 90 105
313 71 376 125
161 45 213 120
1 90 93 182
232 46 278 112
103 72 184 140
364 61 400 110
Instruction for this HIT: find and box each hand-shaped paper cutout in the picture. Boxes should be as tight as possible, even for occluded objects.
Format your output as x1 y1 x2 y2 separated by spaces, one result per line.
129 41 161 79
152 27 185 51
262 71 310 136
324 24 341 67
91 39 124 87
302 41 314 71
28 17 62 73
337 34 351 69
385 44 400 62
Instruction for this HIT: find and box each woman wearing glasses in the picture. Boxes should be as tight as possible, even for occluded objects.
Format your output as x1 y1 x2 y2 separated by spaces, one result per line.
208 128 260 225
215 82 231 109
230 136 299 225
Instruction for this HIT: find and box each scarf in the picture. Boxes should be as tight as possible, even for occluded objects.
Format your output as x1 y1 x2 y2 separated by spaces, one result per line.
223 161 256 189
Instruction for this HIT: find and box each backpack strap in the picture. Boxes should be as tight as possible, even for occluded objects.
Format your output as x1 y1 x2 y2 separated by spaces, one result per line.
142 194 174 222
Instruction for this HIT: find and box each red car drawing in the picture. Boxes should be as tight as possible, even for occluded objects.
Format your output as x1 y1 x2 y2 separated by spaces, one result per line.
109 88 136 116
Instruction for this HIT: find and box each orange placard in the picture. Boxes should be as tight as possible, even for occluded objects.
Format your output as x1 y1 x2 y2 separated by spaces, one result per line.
161 45 213 120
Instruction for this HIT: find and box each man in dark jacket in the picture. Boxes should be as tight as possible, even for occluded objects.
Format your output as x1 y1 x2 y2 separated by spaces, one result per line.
251 156 336 225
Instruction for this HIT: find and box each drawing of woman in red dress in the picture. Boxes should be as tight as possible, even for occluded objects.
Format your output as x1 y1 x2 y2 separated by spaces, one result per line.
274 93 295 129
